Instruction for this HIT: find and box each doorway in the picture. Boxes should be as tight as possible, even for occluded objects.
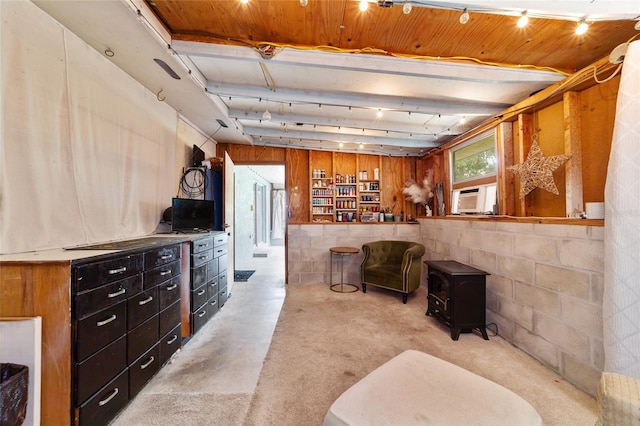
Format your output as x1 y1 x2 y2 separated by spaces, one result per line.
233 165 286 284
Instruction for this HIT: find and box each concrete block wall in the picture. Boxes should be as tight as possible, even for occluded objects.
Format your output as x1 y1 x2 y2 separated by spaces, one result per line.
287 219 604 396
287 223 421 286
419 218 604 396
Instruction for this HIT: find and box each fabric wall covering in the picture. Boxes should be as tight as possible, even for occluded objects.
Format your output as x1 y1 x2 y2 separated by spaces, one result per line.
0 2 178 254
604 40 640 378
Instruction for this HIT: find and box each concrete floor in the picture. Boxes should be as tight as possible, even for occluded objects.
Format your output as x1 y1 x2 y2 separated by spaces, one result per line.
111 245 286 425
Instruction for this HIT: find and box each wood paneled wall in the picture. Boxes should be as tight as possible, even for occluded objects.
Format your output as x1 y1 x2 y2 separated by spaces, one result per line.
417 67 620 218
0 262 72 426
217 144 418 222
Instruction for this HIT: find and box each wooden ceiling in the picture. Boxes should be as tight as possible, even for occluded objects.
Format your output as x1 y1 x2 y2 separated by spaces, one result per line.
146 0 637 74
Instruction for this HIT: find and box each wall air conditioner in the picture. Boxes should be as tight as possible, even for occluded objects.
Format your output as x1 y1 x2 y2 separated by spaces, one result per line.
451 183 497 214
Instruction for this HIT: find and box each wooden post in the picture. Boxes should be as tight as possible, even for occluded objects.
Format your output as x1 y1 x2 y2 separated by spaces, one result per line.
517 113 534 216
564 91 584 217
496 122 514 215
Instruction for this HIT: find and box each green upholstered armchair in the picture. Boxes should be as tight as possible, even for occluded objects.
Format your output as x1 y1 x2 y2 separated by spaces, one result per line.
360 240 425 303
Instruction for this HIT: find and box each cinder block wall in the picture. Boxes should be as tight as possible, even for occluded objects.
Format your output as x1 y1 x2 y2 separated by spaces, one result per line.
288 219 604 396
419 218 604 396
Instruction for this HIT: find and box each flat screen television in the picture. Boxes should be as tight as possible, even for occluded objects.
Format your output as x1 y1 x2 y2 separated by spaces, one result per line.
192 144 205 166
171 198 215 233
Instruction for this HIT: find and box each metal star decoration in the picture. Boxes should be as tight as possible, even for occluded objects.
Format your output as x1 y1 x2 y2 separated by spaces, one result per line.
507 139 571 199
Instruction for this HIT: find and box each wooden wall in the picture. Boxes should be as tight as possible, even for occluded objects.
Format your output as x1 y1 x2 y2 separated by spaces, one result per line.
417 68 620 218
217 143 417 222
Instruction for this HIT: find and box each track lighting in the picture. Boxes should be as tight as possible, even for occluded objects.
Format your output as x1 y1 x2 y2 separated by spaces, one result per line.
240 0 248 4
359 0 368 12
576 19 588 35
517 11 528 28
459 8 470 25
377 109 382 117
262 108 271 121
403 0 412 15
635 21 640 31
360 143 364 149
299 0 308 6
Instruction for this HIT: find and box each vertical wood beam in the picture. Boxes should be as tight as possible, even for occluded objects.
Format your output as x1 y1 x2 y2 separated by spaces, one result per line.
564 91 584 217
496 122 514 215
517 113 534 216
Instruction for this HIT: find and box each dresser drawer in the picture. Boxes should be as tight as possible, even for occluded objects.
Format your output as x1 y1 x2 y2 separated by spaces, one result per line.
128 314 159 365
218 271 228 290
191 305 209 335
143 244 181 269
158 276 181 311
75 254 143 292
207 278 218 301
192 236 214 254
213 245 227 259
76 335 127 405
219 285 228 308
129 343 160 399
208 293 219 317
159 324 181 366
207 259 219 280
213 233 227 247
191 248 214 268
191 282 208 312
144 259 180 289
77 368 129 426
218 254 228 273
127 287 159 331
76 300 127 362
159 300 181 338
191 262 208 289
75 274 142 320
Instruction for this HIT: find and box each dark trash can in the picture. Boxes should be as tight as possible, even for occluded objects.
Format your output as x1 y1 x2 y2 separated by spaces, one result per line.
0 363 29 426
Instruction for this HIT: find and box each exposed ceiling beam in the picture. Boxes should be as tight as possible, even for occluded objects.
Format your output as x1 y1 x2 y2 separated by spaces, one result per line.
242 126 442 148
209 83 506 116
174 41 567 84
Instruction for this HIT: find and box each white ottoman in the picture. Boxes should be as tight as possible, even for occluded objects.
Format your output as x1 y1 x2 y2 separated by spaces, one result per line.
324 350 542 426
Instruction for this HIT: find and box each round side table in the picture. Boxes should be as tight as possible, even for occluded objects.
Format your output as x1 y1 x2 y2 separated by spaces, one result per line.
329 246 360 293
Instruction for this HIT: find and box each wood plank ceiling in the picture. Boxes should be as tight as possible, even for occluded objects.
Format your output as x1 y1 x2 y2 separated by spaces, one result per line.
144 0 638 155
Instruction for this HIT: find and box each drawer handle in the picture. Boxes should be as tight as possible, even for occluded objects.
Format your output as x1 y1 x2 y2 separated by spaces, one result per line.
197 243 207 248
107 288 126 298
197 310 206 318
160 254 173 260
160 269 172 276
166 284 178 291
97 314 117 327
98 388 119 406
166 334 178 345
217 249 224 254
108 267 127 275
210 300 217 306
197 289 206 296
198 255 207 260
219 275 226 280
138 296 153 306
140 356 155 370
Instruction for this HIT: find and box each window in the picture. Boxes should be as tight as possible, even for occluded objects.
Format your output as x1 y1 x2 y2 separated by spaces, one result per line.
451 132 497 185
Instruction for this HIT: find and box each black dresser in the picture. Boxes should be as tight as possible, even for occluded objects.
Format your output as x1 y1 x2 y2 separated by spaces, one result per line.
425 260 490 341
72 242 182 426
189 232 228 336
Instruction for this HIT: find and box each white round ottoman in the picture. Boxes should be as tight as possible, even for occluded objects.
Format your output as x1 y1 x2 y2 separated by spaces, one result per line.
324 350 542 426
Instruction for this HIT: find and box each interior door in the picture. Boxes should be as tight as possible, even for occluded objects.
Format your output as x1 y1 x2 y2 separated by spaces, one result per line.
224 151 235 293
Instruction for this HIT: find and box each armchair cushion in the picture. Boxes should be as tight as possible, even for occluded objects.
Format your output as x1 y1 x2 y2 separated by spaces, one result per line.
361 240 425 303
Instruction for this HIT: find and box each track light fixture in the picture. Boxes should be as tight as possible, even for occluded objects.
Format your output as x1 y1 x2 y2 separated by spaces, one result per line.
403 0 412 15
576 19 589 35
459 8 470 24
359 0 368 12
517 11 528 28
262 108 271 121
299 0 308 6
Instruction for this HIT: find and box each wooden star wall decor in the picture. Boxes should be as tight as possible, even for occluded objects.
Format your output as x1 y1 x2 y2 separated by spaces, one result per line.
507 139 571 199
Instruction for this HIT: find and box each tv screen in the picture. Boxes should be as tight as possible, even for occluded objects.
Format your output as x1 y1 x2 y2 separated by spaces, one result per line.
192 144 205 166
171 198 215 232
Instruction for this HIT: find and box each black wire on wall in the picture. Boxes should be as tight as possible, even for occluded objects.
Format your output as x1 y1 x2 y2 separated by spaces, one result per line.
178 167 208 198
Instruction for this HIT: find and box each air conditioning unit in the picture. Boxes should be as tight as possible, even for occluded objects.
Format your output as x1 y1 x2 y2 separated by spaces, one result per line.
451 183 497 214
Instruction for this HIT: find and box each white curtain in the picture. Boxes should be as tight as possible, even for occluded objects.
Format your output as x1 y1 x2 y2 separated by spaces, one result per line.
272 190 285 240
0 2 177 254
603 40 640 377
